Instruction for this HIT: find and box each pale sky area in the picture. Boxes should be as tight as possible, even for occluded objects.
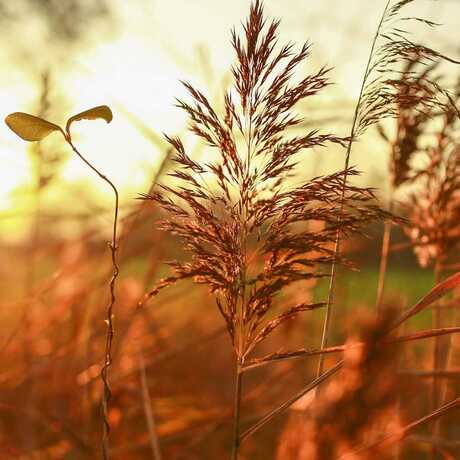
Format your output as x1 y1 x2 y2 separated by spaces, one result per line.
0 0 459 239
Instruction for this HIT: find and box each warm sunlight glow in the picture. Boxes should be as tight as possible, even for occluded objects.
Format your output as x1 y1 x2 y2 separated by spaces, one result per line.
63 35 187 190
2 2 460 458
1 0 458 238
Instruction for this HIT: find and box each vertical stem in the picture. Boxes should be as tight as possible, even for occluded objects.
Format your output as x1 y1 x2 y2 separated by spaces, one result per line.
231 360 243 460
376 221 392 309
65 137 120 460
432 261 442 407
316 0 392 383
21 144 43 452
394 299 407 460
316 236 340 381
376 197 394 310
22 75 49 447
431 260 442 460
230 74 252 459
439 309 459 405
139 350 162 460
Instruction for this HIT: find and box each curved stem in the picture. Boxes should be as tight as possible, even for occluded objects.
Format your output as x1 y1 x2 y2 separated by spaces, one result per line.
65 134 120 460
316 0 392 383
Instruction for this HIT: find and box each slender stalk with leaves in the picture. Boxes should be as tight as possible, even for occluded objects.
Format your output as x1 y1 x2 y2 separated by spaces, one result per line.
317 0 460 381
375 60 440 309
5 105 119 460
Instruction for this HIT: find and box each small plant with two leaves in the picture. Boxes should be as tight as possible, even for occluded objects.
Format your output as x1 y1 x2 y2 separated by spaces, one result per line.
5 105 118 460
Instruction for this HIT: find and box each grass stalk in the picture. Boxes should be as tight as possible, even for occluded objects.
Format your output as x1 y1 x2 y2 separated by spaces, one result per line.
376 221 392 309
231 361 244 460
394 298 407 460
316 0 392 381
376 197 394 310
339 395 460 459
431 261 443 460
139 350 162 460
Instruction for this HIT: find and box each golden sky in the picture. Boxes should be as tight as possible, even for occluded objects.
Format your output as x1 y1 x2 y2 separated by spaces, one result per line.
1 0 459 239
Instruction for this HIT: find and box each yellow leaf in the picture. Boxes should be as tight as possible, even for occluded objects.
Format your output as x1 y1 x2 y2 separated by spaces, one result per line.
66 105 113 133
5 112 62 142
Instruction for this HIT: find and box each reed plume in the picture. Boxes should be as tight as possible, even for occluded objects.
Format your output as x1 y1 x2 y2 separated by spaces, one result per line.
377 60 441 190
404 78 460 269
141 1 392 457
401 77 460 453
374 59 442 309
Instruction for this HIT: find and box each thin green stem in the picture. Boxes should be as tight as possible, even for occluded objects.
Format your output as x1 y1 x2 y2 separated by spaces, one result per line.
316 0 392 382
65 133 120 460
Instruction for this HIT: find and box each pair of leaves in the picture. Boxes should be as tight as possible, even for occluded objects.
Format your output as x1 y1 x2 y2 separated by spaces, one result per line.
5 105 113 142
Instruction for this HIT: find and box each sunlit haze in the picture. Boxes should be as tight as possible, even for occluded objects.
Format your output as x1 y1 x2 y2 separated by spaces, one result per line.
3 2 460 458
1 0 459 239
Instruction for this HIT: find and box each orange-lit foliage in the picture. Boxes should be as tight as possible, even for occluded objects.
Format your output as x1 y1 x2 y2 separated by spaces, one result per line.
2 1 460 460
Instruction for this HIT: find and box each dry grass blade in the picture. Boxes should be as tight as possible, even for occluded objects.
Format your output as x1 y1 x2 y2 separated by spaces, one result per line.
241 281 460 444
242 326 460 373
240 361 344 442
276 308 404 460
138 351 162 460
392 271 460 329
243 346 347 373
337 396 460 460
